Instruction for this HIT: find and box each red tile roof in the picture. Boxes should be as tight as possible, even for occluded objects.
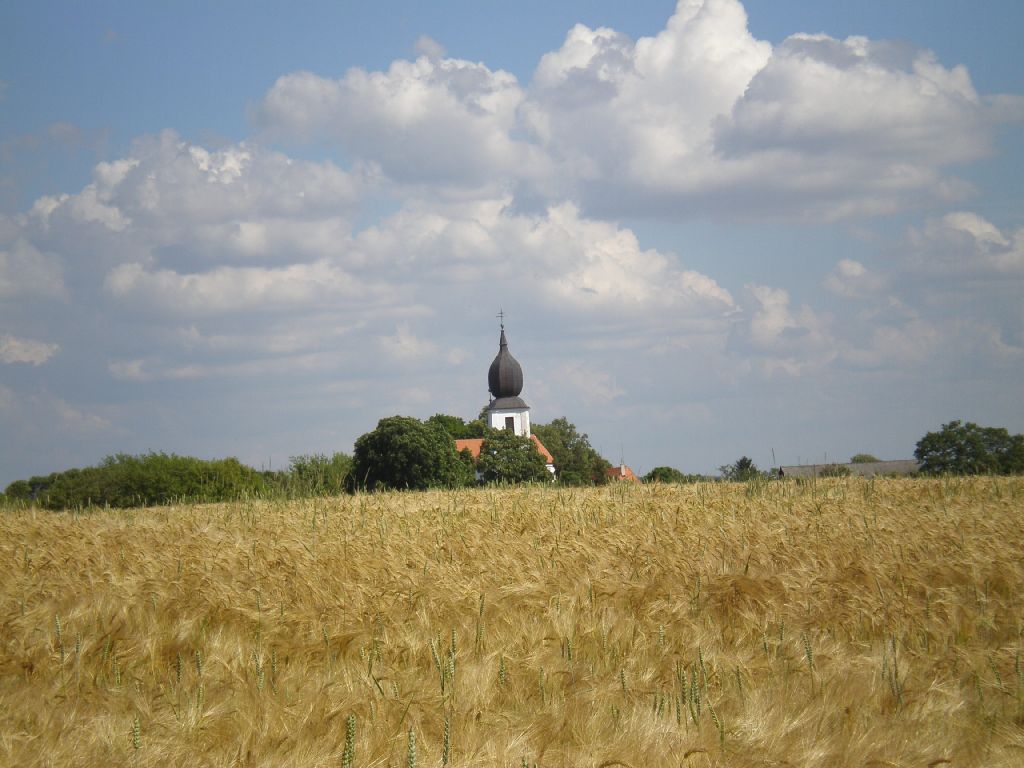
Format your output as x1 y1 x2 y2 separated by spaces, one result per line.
454 438 484 458
455 435 555 465
606 464 639 482
531 436 554 465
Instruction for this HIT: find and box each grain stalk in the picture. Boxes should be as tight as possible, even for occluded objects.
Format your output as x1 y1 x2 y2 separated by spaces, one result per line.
802 632 815 695
406 727 416 768
708 701 724 748
55 615 65 679
442 714 451 766
342 714 355 768
131 714 141 753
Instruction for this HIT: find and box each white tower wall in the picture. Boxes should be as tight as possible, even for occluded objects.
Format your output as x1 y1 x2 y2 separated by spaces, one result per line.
486 407 530 437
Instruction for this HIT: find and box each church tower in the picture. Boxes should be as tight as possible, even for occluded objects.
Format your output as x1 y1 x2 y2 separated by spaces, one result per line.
485 320 531 437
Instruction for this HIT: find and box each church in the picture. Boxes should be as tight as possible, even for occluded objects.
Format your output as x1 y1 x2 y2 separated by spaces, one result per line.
454 322 557 476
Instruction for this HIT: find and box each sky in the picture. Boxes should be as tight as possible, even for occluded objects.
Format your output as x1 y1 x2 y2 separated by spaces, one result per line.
2 0 1023 485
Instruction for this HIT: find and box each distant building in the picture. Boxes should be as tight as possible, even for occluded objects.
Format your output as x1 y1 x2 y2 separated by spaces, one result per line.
485 323 533 437
606 463 639 482
779 460 920 478
459 322 556 477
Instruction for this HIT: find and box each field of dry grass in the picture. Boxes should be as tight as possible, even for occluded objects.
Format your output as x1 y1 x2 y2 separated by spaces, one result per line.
2 477 1023 767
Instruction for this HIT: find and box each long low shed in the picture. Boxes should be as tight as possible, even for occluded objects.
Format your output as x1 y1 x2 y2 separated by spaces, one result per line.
780 460 921 478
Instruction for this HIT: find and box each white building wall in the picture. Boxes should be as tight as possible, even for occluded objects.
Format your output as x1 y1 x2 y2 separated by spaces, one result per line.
487 407 530 437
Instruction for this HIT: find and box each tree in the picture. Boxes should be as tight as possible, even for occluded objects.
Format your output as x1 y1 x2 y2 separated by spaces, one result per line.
427 413 488 438
719 456 761 482
352 416 470 491
531 417 610 485
426 414 467 439
643 466 686 483
642 466 703 484
1006 434 1024 475
850 453 879 464
476 430 550 484
915 420 1024 475
3 479 31 502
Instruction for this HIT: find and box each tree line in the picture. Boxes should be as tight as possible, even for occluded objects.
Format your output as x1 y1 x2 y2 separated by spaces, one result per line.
0 414 612 508
2 451 353 510
4 418 1020 510
644 421 1024 483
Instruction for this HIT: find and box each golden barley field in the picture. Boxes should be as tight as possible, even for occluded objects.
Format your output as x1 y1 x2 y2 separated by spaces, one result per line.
2 477 1024 767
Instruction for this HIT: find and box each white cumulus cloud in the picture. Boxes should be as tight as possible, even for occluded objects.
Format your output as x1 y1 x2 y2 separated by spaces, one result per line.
30 131 364 265
907 212 1024 274
0 239 66 299
108 351 337 382
104 260 389 315
722 34 990 164
254 0 1018 220
0 334 59 365
257 57 543 187
548 360 624 406
824 259 887 298
352 199 735 322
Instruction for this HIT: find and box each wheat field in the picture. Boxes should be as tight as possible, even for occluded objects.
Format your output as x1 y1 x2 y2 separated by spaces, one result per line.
2 477 1023 767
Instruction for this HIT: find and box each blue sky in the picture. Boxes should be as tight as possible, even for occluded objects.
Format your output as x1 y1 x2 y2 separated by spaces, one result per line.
2 0 1023 485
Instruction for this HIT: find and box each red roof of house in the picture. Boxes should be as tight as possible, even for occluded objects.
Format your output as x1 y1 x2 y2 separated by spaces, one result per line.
455 435 555 465
606 464 639 482
454 438 484 458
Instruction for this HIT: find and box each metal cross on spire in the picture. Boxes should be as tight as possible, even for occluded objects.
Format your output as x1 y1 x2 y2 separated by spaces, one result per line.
497 308 505 329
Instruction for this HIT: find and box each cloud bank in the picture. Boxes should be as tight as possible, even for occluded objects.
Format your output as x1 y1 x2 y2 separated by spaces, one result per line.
258 0 1019 219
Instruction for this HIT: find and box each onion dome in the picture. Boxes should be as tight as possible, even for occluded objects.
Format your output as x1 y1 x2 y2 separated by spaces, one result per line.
487 327 527 409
